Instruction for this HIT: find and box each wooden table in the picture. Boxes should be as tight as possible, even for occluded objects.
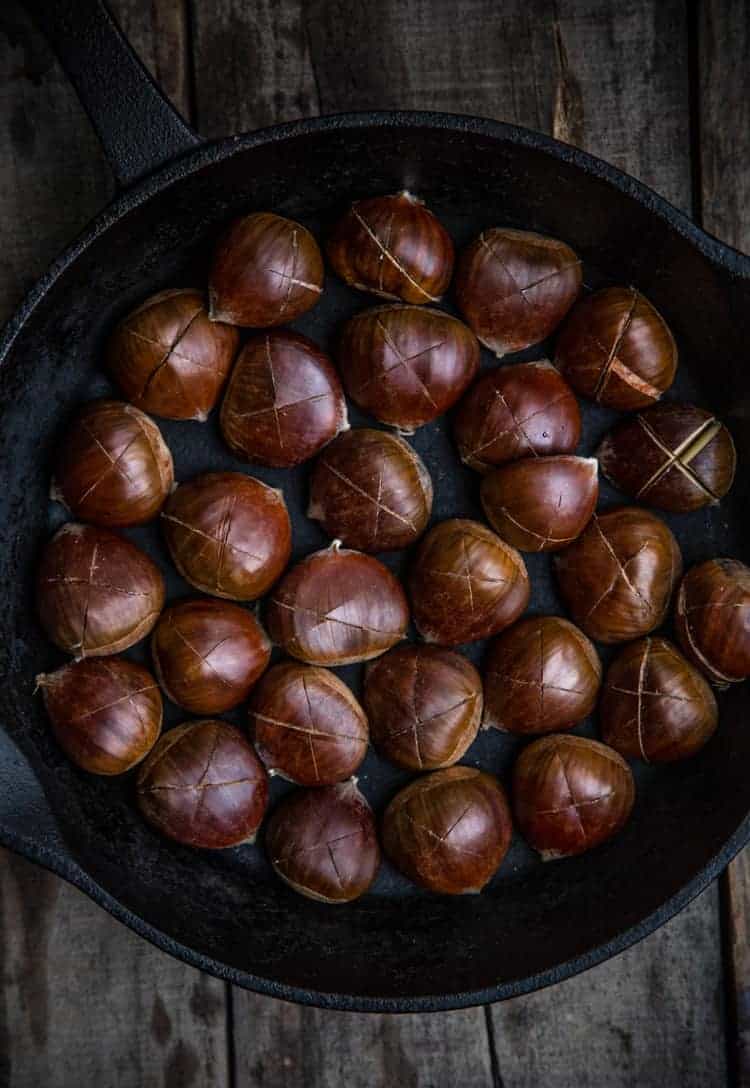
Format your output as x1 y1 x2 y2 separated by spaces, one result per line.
1 1 748 1084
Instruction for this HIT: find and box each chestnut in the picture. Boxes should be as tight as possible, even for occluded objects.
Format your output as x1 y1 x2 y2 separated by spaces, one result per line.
409 519 530 646
266 541 409 665
483 616 601 735
137 719 268 848
37 523 165 657
338 305 479 432
597 403 736 512
208 211 323 327
513 734 635 859
454 228 582 355
220 331 348 467
555 286 677 410
36 657 162 775
480 455 599 553
327 191 453 303
308 428 433 552
382 766 512 894
152 598 271 714
52 400 173 527
106 288 240 421
600 637 718 762
555 507 682 644
162 472 291 601
363 644 482 770
675 558 750 685
266 779 380 903
250 662 368 785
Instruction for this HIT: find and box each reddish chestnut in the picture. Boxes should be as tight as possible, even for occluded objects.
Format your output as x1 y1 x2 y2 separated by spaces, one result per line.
675 559 750 685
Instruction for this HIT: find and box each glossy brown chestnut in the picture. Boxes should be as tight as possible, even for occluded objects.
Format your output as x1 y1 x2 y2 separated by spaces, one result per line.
597 403 736 512
600 637 718 762
152 598 271 714
364 644 483 770
36 657 162 775
308 428 433 552
480 455 599 553
555 507 682 644
409 519 530 646
220 331 348 467
454 228 582 355
483 616 601 735
382 766 512 894
162 472 291 601
513 734 635 859
209 211 323 327
37 523 165 658
555 286 678 410
106 288 240 421
266 779 380 903
136 720 268 848
675 559 750 685
250 662 368 785
327 192 454 303
266 541 409 665
338 305 479 431
52 400 173 527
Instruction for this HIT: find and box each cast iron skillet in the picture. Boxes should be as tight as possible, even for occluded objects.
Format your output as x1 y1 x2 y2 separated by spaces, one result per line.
1 0 749 1013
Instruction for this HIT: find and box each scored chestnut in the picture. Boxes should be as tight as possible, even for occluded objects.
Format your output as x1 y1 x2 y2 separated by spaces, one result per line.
675 558 750 685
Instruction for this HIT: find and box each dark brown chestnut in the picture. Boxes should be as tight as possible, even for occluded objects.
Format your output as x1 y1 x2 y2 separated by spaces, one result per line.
555 507 682 644
555 286 678 410
382 766 513 894
483 616 601 735
37 523 165 658
106 288 240 421
136 720 268 848
162 471 291 601
363 644 482 770
338 305 479 431
220 331 348 467
308 428 433 552
209 211 323 327
454 228 582 355
36 657 162 775
409 519 530 646
675 558 750 685
249 662 368 785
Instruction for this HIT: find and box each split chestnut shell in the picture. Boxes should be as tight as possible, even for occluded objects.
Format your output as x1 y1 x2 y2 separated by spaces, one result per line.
675 558 750 685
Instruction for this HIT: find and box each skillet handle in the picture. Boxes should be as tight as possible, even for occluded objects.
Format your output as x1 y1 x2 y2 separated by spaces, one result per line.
24 0 201 188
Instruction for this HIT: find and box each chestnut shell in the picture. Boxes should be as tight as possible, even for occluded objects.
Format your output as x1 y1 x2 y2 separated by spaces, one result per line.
675 558 750 685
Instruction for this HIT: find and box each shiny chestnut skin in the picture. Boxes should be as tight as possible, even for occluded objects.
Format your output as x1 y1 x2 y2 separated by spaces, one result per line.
483 616 601 735
106 288 239 421
37 523 165 658
250 662 368 785
364 644 482 770
308 428 433 552
162 472 291 601
675 559 750 685
327 192 454 303
555 507 682 644
409 519 530 646
52 400 173 527
597 403 736 512
266 541 409 665
152 598 271 714
513 735 635 859
480 455 599 553
266 779 380 903
220 331 347 467
455 228 582 355
137 720 268 848
209 211 323 327
600 637 718 762
382 766 513 894
555 286 678 410
36 657 162 775
338 305 479 431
